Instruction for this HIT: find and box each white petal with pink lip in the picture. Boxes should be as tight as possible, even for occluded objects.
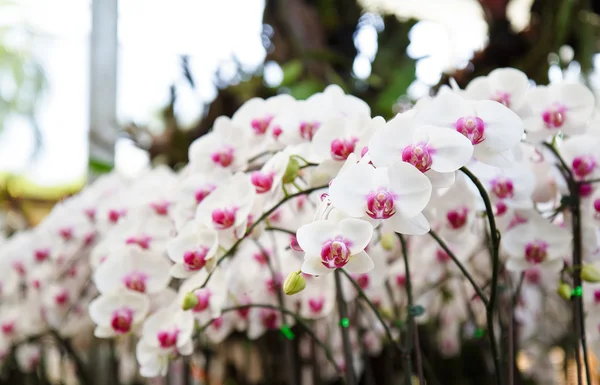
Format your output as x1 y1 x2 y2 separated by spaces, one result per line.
296 220 337 257
195 173 256 231
338 218 373 255
473 100 524 153
421 126 474 173
386 212 430 235
89 290 150 338
387 162 432 217
93 248 171 295
342 251 374 274
167 224 218 268
329 162 374 217
465 68 530 110
142 306 194 352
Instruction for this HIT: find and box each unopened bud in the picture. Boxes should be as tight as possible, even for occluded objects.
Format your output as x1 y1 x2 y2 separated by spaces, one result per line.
558 283 572 301
282 157 300 184
284 271 306 295
582 265 600 283
380 233 396 251
181 292 199 311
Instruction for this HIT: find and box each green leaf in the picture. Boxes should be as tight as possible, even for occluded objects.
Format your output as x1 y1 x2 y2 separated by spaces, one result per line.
409 305 425 317
280 60 304 86
289 79 323 100
88 158 114 174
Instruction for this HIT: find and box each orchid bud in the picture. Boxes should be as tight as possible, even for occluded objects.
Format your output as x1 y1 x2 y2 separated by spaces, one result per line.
380 233 396 251
557 283 572 301
282 157 300 184
181 292 199 311
284 271 306 295
582 265 600 283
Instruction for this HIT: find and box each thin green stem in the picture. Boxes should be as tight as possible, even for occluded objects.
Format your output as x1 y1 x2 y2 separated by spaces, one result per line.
265 226 296 236
254 240 298 385
339 269 405 354
398 233 421 385
544 141 592 385
197 304 343 376
460 166 502 385
429 230 489 307
196 185 328 290
334 269 357 385
49 330 90 385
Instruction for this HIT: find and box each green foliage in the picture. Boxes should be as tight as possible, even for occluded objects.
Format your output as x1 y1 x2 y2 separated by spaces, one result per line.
88 158 114 174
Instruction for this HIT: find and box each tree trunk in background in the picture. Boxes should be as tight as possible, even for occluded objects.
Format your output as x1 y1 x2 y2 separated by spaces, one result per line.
89 0 119 173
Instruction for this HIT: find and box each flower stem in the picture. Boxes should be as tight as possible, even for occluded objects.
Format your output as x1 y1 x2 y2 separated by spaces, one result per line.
397 233 424 385
254 240 298 385
339 269 404 354
49 330 90 385
543 141 592 385
197 184 328 290
334 269 357 385
429 230 489 307
460 166 502 385
197 303 343 375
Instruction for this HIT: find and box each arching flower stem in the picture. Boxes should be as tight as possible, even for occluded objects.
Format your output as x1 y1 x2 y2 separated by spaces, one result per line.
460 166 502 385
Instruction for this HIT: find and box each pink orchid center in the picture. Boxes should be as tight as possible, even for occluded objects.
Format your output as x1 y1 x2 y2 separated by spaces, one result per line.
149 201 170 216
455 116 485 145
299 121 320 141
490 177 514 199
446 207 469 229
251 171 275 194
524 268 541 284
59 227 73 241
321 237 352 269
212 316 224 330
401 143 434 173
491 91 511 107
272 126 283 139
125 235 152 250
34 248 50 263
580 183 594 197
330 137 359 161
436 249 451 263
108 209 126 224
210 146 235 167
1 322 14 335
261 309 279 329
251 115 273 135
355 274 370 290
594 199 600 213
193 288 212 312
507 213 528 231
253 250 270 265
396 274 406 287
123 272 148 293
308 297 325 314
572 155 597 179
593 290 600 304
195 185 216 204
157 328 180 349
211 207 238 230
54 289 69 306
366 189 397 220
542 104 567 129
266 273 283 294
84 208 96 221
183 247 210 271
524 240 549 264
495 201 508 216
111 308 134 334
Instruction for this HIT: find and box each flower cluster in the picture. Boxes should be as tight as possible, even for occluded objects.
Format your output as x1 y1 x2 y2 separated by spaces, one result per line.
1 67 599 384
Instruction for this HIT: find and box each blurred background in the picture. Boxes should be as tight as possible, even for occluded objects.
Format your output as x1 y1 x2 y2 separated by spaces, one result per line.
1 0 600 231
